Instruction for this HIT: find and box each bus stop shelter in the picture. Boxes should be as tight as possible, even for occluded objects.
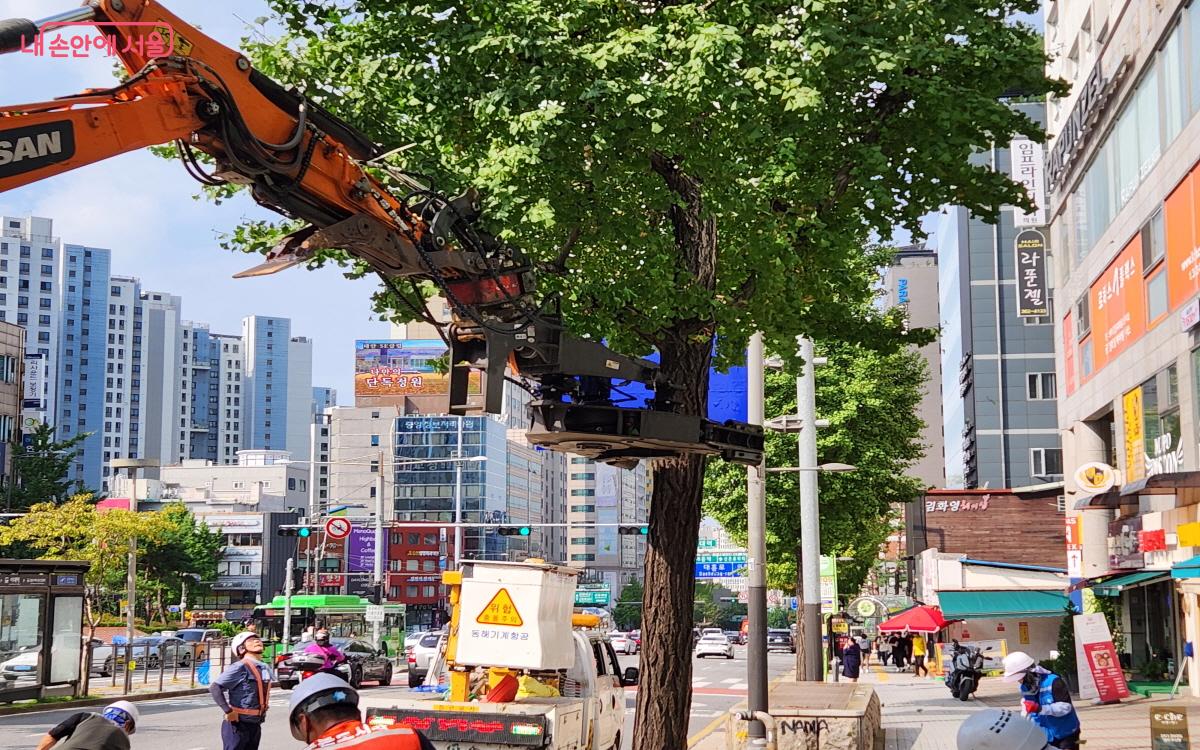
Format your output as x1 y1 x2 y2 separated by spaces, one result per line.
0 559 91 703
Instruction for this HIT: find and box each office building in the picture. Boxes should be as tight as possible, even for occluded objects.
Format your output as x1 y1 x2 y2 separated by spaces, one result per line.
1048 0 1200 686
935 102 1061 490
326 405 401 519
134 288 185 470
883 244 945 489
312 387 336 420
241 316 313 460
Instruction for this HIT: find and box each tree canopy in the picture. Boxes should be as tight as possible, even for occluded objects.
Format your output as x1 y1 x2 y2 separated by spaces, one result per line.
7 422 90 511
705 340 928 599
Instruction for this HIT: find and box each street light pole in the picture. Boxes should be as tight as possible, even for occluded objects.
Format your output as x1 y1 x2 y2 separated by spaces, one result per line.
453 416 464 568
745 332 768 740
796 336 822 681
373 450 384 648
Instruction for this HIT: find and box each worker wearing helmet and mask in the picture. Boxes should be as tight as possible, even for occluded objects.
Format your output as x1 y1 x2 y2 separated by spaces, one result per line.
1001 651 1081 749
35 700 139 750
209 631 272 750
288 672 436 749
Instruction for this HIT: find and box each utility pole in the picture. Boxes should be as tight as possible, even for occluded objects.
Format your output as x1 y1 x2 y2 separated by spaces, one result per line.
283 558 294 649
373 451 385 648
745 332 768 740
796 336 822 681
453 416 464 567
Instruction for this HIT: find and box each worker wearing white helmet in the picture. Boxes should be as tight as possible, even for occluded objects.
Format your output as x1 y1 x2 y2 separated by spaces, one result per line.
287 672 435 749
35 700 139 750
1002 651 1081 749
209 630 271 750
957 708 1050 750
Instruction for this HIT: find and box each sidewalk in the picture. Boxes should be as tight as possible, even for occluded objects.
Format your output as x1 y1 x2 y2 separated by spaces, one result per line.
864 663 1200 750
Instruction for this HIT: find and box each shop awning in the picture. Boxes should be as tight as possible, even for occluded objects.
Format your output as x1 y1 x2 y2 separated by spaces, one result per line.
877 605 951 633
1093 571 1170 596
1173 556 1200 579
937 590 1068 619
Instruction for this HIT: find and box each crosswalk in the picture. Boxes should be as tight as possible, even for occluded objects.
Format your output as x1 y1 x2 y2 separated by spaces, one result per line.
691 677 749 691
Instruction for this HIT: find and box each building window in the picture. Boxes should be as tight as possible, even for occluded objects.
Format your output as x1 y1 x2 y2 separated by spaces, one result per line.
570 473 595 481
1143 364 1181 466
1030 448 1064 477
370 434 379 446
570 489 595 497
569 504 596 513
1026 373 1057 400
570 537 596 545
570 554 595 562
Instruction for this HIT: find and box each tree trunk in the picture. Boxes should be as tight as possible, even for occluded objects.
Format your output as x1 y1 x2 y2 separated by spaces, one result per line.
632 336 713 750
632 151 719 750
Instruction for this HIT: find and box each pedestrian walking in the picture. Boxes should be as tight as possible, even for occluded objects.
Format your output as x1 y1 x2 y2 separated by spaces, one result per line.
912 633 929 676
1002 651 1081 750
857 634 872 669
209 631 271 750
876 636 892 667
840 638 862 682
35 701 138 750
288 672 436 748
892 634 908 670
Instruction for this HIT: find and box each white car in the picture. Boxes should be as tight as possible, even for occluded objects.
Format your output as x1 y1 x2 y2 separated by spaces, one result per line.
0 650 38 683
695 634 734 659
406 631 444 687
607 631 637 655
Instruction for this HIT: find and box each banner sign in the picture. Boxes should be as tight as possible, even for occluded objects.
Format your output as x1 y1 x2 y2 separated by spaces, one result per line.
1016 230 1050 317
1124 387 1146 482
347 527 378 573
820 555 838 614
1074 612 1130 703
354 339 480 402
1065 517 1084 579
22 353 43 409
1150 705 1191 750
1011 139 1048 227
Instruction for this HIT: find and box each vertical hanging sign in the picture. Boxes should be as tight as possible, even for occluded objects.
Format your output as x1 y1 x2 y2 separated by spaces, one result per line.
1015 230 1050 317
1010 138 1048 226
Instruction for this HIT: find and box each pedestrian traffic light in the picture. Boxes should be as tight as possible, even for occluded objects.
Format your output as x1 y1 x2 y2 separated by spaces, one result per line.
618 525 649 535
277 526 313 537
498 526 531 536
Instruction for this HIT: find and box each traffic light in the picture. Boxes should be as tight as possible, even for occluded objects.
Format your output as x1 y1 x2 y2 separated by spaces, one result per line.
498 526 531 536
277 526 313 537
618 525 649 535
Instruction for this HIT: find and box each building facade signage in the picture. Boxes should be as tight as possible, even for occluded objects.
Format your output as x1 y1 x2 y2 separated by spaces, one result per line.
21 353 43 409
1074 461 1118 494
1047 61 1114 192
1065 517 1083 578
205 515 264 533
223 547 262 560
1108 516 1144 570
897 278 909 304
1182 298 1200 331
1090 234 1145 369
1010 139 1048 227
1015 230 1050 317
1145 433 1184 478
212 577 259 590
1150 706 1191 749
1179 522 1200 548
1138 529 1168 553
347 527 377 573
1165 163 1200 310
1123 387 1146 482
924 497 991 512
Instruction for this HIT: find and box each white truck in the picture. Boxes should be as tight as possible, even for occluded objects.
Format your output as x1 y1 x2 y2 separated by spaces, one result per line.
366 561 637 750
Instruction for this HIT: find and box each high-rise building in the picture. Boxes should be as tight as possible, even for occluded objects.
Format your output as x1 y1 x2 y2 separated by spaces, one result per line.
327 405 400 519
935 103 1061 490
241 316 313 459
137 288 185 470
312 387 336 420
883 244 944 489
1 216 62 427
57 243 110 488
0 322 24 489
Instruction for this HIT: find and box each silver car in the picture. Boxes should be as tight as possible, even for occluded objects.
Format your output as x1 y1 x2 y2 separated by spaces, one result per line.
695 634 734 659
90 636 192 676
405 632 444 687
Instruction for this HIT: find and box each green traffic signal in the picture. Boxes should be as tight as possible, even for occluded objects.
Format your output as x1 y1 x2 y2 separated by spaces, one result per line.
519 526 530 536
299 527 311 538
618 525 649 535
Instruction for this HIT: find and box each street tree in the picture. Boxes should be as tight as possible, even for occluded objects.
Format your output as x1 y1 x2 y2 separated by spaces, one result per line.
138 503 223 624
6 422 90 511
704 341 927 603
612 579 644 631
214 2 1059 744
0 496 169 639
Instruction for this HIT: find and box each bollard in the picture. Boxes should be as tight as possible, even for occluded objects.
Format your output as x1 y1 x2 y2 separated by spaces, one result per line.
190 649 197 688
110 645 117 688
172 643 179 682
122 642 131 694
157 644 165 692
142 643 150 685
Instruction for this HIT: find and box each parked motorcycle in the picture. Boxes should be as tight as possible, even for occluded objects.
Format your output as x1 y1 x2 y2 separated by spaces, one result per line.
945 641 985 701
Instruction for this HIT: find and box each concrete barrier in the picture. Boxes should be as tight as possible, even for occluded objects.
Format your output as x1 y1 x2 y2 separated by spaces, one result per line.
726 682 883 750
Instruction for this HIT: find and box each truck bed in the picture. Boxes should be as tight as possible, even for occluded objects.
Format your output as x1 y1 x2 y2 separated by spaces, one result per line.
367 694 589 749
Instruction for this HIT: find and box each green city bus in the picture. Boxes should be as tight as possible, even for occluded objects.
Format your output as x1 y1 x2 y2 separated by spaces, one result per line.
251 595 405 659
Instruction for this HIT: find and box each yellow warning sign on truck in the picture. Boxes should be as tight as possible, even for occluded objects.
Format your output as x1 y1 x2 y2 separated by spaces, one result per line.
478 588 524 626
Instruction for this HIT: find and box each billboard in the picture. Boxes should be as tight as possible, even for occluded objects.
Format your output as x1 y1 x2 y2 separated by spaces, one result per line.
354 339 480 405
346 527 377 573
22 353 43 409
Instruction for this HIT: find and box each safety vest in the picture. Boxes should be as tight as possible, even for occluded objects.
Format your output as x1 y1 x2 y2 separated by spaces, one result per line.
1020 672 1080 742
305 720 424 749
228 661 271 720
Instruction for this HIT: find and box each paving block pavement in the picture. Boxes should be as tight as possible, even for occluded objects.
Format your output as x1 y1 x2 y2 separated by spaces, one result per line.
865 663 1200 750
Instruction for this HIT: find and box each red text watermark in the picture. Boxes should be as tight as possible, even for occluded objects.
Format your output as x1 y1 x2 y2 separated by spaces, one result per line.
19 22 176 59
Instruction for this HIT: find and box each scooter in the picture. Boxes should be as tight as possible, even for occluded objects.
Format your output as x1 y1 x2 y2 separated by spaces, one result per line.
285 651 354 686
945 641 985 701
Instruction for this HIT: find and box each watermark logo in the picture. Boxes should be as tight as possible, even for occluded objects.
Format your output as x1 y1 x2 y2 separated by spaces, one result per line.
18 22 176 59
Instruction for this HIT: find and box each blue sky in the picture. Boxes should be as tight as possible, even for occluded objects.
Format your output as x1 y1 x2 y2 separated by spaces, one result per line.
0 0 389 402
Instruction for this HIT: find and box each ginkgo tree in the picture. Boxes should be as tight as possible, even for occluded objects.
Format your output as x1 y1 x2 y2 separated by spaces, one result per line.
207 1 1061 745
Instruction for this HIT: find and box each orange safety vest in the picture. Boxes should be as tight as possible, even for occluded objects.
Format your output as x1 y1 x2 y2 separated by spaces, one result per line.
305 720 424 749
227 660 271 719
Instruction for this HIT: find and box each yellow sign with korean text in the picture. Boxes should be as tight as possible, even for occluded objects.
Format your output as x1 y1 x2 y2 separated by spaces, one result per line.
477 588 524 627
1124 387 1145 482
1179 522 1200 548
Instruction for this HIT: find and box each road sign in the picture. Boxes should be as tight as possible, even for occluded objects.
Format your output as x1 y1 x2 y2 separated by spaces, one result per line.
696 553 747 564
325 517 352 540
698 539 719 549
575 584 611 606
365 605 385 623
694 562 745 579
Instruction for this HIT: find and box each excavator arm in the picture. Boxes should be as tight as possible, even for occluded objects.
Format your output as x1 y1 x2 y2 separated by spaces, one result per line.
0 1 762 467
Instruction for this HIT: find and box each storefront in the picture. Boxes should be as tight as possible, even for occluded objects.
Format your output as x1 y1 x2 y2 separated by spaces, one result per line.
0 560 90 703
